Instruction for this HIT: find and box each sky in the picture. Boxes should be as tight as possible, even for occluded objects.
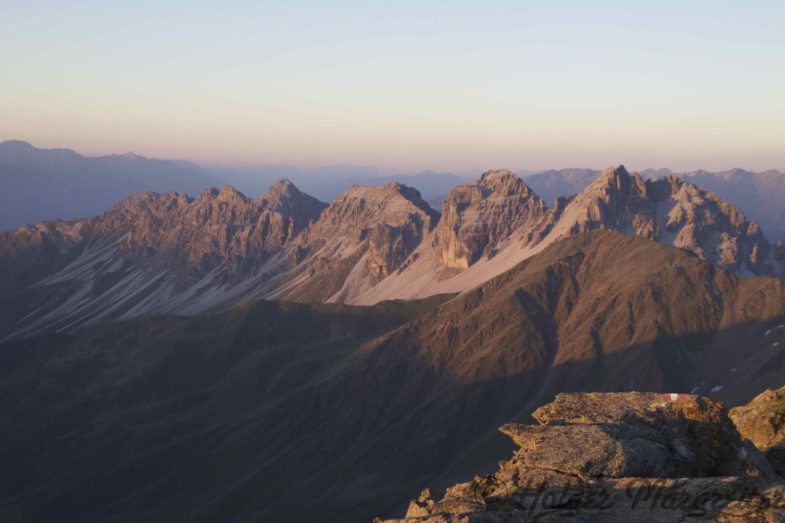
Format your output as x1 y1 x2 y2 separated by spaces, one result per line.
1 0 784 173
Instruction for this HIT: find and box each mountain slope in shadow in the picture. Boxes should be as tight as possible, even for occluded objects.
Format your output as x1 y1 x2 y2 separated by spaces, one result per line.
3 231 785 522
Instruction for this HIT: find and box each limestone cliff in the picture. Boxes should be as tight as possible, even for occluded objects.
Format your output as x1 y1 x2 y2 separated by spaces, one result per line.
435 170 549 269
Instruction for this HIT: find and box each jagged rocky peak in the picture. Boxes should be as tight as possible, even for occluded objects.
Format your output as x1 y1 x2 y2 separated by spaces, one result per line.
646 176 772 273
86 182 326 283
255 178 327 226
436 169 548 269
381 392 783 522
580 164 646 200
307 183 439 239
215 185 248 203
554 164 654 236
257 178 298 207
479 168 531 190
194 185 249 203
546 165 777 275
287 183 440 292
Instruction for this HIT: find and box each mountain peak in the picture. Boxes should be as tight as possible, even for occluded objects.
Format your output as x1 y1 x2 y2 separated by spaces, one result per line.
546 167 774 274
580 164 647 198
591 164 632 185
436 169 548 269
479 168 517 184
217 185 247 201
326 183 438 225
0 140 81 163
342 182 423 201
257 178 300 204
256 179 327 225
267 177 296 191
120 151 144 159
604 164 629 176
0 139 35 150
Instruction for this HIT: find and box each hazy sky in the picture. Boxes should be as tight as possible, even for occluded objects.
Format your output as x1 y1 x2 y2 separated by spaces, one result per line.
1 1 784 172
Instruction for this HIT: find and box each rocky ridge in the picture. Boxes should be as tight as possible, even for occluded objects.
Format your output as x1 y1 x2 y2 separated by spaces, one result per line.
270 183 439 302
2 166 783 337
513 165 774 276
351 165 781 305
379 392 785 522
0 180 326 337
435 170 549 270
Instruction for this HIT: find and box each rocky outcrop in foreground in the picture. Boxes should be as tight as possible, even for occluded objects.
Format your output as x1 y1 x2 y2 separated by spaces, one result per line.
378 392 785 522
731 386 785 477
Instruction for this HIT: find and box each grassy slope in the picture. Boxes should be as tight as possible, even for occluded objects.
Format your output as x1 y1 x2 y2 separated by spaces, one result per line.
0 295 452 523
4 231 785 522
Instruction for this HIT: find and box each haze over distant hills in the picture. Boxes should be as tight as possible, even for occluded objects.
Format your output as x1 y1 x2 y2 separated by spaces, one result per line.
0 140 215 231
0 141 469 230
5 140 785 241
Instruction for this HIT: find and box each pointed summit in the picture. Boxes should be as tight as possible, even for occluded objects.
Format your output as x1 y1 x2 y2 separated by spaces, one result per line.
583 165 646 195
436 169 549 269
546 166 653 242
216 185 249 203
196 185 249 203
278 183 440 302
256 179 326 226
543 165 774 274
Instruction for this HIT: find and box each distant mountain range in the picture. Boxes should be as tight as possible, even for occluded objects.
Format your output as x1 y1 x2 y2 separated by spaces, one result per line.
0 140 215 231
2 164 783 339
0 141 468 230
4 140 785 241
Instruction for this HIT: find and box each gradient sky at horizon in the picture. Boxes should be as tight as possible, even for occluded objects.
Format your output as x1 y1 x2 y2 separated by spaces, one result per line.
1 0 784 173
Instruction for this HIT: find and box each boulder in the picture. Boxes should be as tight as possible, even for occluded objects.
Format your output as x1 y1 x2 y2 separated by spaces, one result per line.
531 392 745 477
498 422 668 478
730 387 785 450
377 392 785 522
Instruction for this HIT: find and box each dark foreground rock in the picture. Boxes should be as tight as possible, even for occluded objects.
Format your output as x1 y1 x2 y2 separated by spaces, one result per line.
376 392 785 522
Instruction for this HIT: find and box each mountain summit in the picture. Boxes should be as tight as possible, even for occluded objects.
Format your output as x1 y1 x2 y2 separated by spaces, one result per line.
272 183 440 302
255 178 327 227
436 169 549 269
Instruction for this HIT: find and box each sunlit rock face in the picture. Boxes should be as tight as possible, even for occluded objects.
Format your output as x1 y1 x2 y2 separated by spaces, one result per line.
380 392 783 523
436 169 549 269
